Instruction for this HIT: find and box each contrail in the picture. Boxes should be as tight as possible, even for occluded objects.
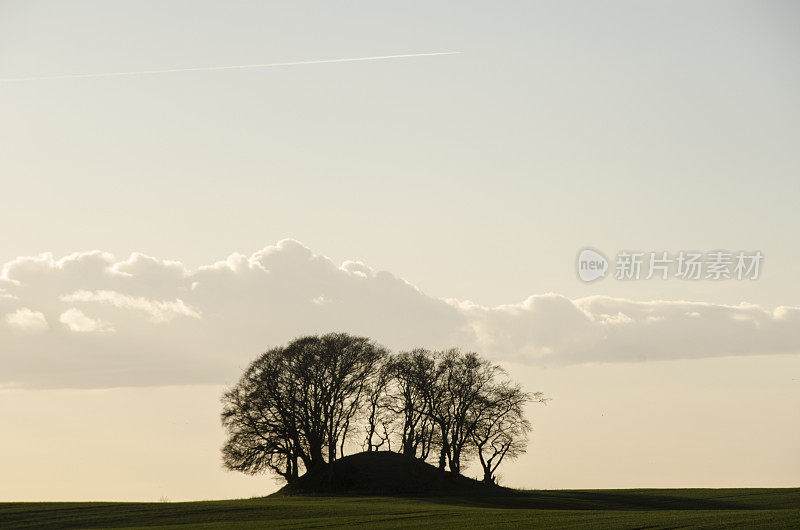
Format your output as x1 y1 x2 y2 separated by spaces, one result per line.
0 52 460 82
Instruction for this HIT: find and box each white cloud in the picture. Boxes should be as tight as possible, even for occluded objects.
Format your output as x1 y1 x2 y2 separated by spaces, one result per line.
312 295 327 306
0 239 798 388
4 308 48 332
60 290 200 323
0 288 17 300
457 294 800 364
59 308 115 333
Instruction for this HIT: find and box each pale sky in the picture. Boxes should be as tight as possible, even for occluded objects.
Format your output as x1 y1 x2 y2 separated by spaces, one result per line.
1 0 798 501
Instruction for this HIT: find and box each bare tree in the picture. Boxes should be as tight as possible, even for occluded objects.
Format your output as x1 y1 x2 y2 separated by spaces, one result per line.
221 346 305 481
395 348 545 477
390 348 507 474
223 335 543 486
363 362 394 452
384 350 438 460
470 384 546 484
442 350 501 474
221 333 387 482
310 333 388 462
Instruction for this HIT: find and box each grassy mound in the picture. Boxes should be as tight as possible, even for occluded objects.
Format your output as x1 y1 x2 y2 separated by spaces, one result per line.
276 451 502 496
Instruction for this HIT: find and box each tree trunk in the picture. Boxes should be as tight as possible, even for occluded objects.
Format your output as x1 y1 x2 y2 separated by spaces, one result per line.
450 446 461 474
450 458 460 474
328 441 336 464
310 443 325 469
438 438 449 471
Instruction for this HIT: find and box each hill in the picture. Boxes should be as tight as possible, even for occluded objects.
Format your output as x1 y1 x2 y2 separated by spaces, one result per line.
277 451 502 496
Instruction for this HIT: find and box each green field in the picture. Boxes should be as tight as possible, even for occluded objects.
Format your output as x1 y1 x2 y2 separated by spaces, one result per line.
2 488 798 529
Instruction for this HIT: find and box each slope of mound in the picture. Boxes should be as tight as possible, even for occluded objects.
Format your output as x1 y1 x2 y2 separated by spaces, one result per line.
275 451 504 496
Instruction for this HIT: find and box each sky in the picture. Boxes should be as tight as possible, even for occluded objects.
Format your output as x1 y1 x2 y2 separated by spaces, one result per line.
1 0 799 500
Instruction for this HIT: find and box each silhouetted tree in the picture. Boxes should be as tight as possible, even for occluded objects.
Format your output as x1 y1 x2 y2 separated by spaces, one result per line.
441 350 501 474
363 362 393 452
222 334 543 486
384 350 438 460
408 348 502 474
221 333 387 482
222 346 307 480
470 384 545 484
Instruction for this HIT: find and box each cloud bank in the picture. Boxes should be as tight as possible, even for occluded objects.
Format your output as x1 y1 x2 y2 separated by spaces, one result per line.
1 239 798 389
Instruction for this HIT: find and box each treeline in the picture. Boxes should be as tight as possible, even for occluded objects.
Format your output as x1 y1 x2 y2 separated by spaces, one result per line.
221 333 545 485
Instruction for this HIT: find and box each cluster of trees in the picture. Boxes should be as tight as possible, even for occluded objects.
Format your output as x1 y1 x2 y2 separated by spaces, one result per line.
221 333 545 485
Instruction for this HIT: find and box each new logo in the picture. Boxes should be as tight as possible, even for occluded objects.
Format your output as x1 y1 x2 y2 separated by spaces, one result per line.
577 248 608 282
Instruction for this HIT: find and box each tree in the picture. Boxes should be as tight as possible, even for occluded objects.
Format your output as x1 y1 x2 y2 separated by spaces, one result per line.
441 350 501 474
386 348 524 475
222 334 544 487
220 346 301 481
221 333 387 482
362 361 393 452
470 383 546 484
410 348 506 474
383 350 438 460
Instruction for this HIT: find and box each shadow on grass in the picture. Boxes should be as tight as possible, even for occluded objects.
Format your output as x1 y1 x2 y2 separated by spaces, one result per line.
281 485 800 511
415 489 755 511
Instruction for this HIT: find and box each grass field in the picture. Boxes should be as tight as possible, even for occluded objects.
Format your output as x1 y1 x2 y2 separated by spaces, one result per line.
2 488 798 529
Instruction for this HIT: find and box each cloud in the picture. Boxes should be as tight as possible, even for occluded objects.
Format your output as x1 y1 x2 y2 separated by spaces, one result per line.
4 308 48 332
456 294 800 364
0 239 798 389
59 308 115 334
60 290 200 323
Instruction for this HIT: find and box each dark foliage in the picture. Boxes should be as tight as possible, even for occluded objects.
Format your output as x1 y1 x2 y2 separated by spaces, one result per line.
221 334 543 486
221 333 387 482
